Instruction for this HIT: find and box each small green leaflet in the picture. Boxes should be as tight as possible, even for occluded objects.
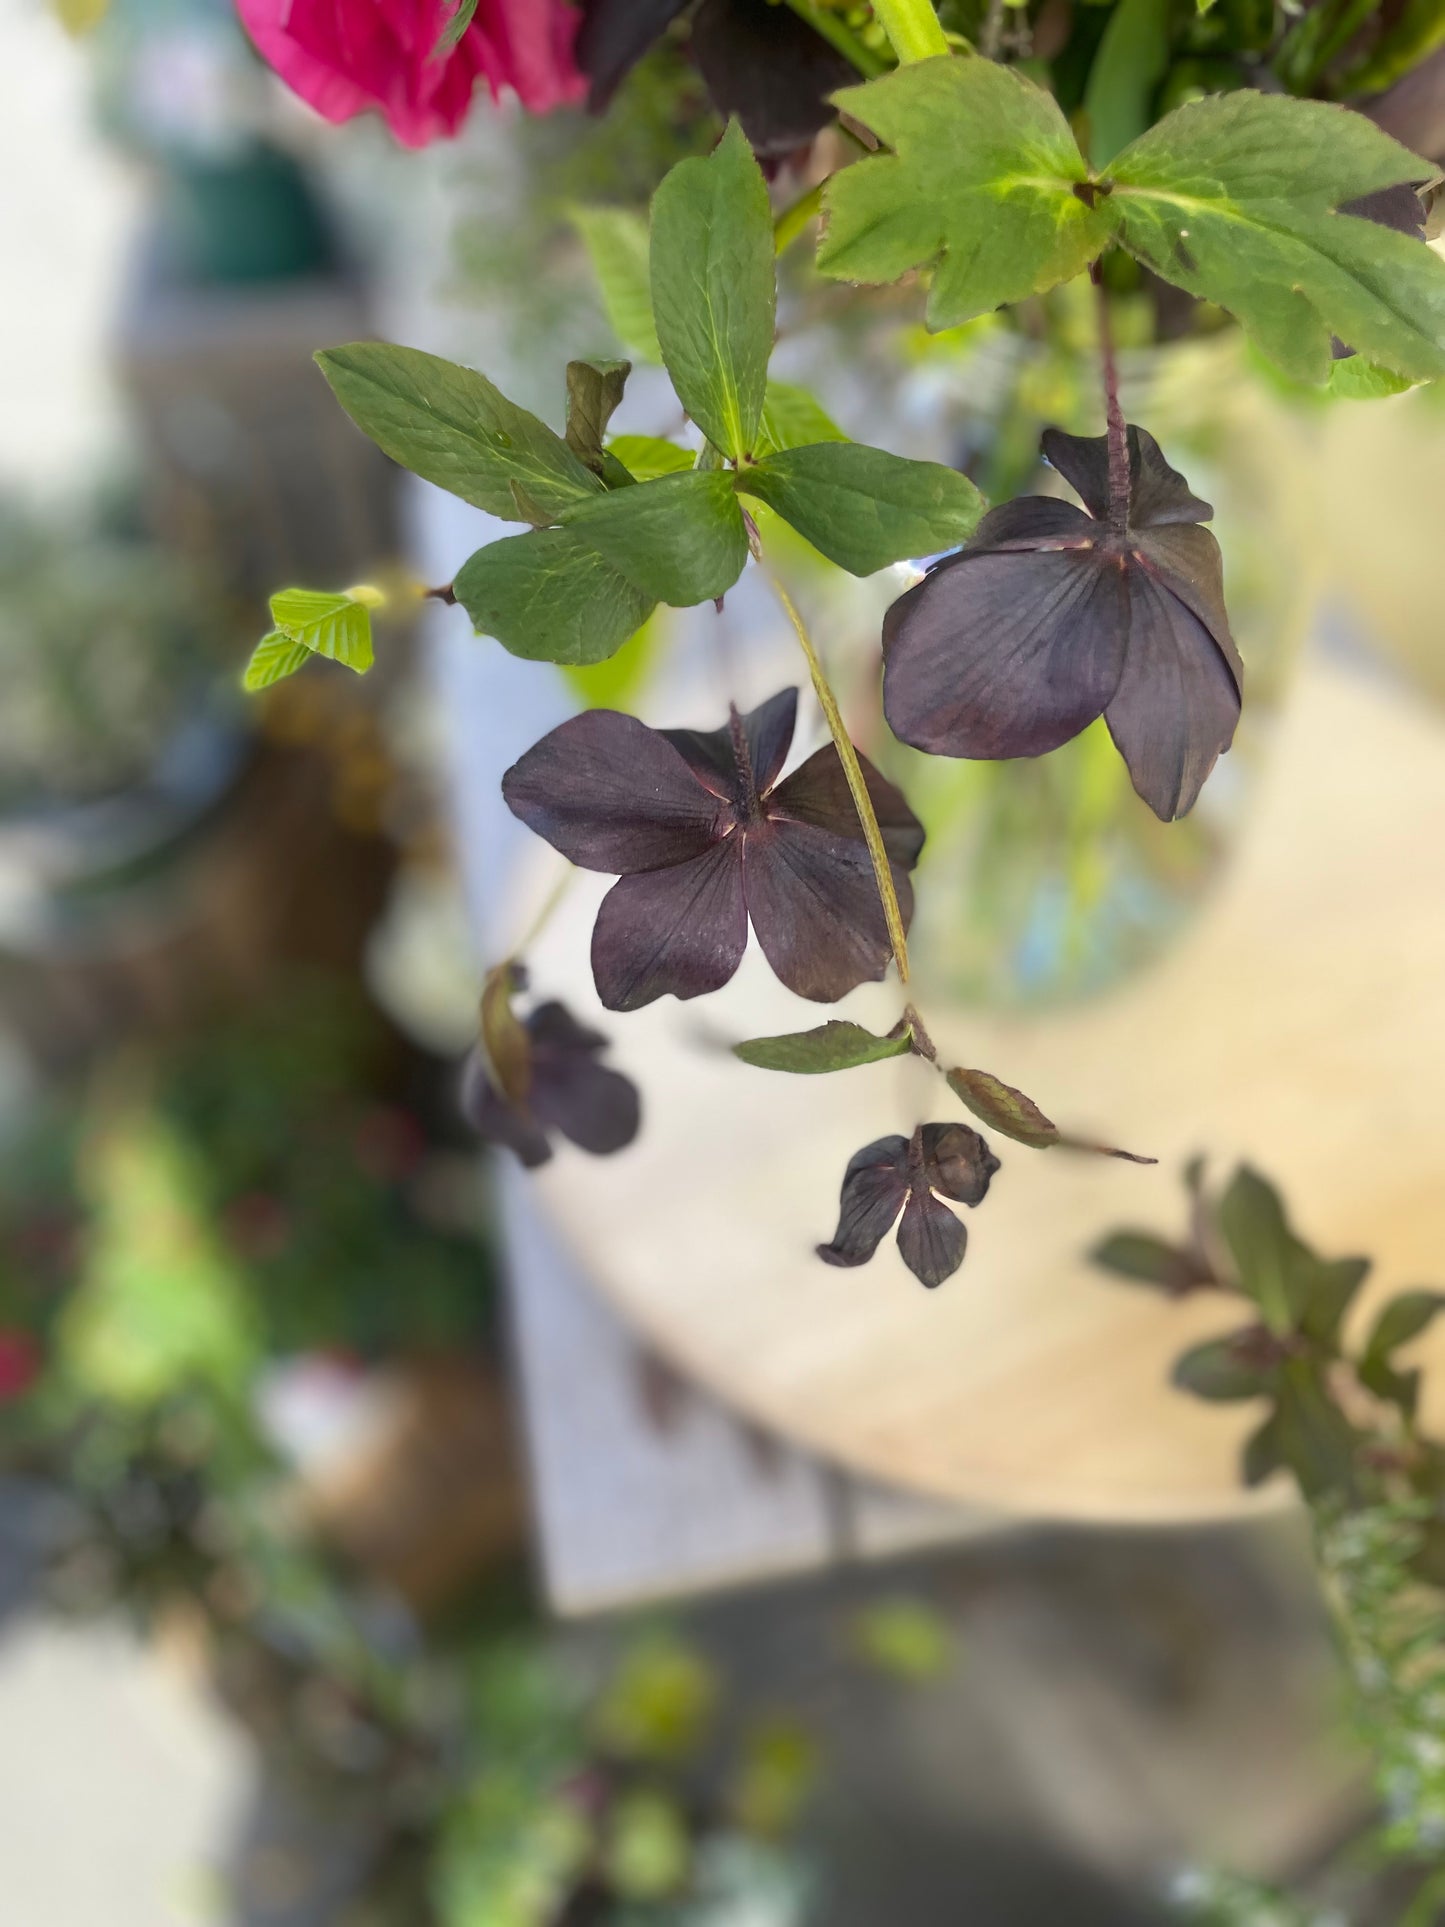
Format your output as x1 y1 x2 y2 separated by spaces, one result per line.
818 59 1111 328
433 0 477 56
1104 93 1445 385
561 467 749 606
1363 1289 1445 1364
755 381 847 457
945 1065 1155 1161
650 121 776 459
565 359 631 475
454 529 654 665
732 1021 913 1073
605 435 694 481
276 584 378 663
1327 356 1416 400
737 444 983 575
1172 1334 1274 1402
316 343 603 522
243 632 311 692
1082 0 1172 166
571 206 662 364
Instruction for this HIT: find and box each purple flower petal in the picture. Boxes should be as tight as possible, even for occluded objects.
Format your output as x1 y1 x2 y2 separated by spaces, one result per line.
461 1051 554 1168
1105 569 1242 820
817 1135 910 1268
1042 425 1212 528
503 710 724 874
767 743 925 870
575 0 688 106
920 1123 999 1207
526 999 608 1055
882 546 1129 759
533 1056 641 1155
896 1187 968 1288
591 835 748 1010
691 0 854 157
743 817 911 1002
1135 526 1243 691
661 688 798 805
965 496 1097 552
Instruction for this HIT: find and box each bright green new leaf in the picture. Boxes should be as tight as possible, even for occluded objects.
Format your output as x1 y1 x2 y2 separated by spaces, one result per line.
818 59 1111 328
561 467 749 606
1083 0 1173 165
571 206 663 363
756 380 847 457
733 1021 913 1073
454 529 654 665
243 631 312 692
737 442 983 575
1105 92 1445 384
1328 356 1416 400
650 121 776 458
605 435 695 481
269 585 379 672
316 342 602 521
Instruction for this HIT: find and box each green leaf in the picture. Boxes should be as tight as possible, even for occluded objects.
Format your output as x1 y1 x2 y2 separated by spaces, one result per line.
243 631 312 692
571 206 663 363
605 435 695 481
1357 1351 1421 1419
433 0 477 55
737 443 983 575
560 467 749 606
1090 1230 1212 1294
315 343 602 522
1273 1367 1360 1500
733 1021 913 1074
755 380 848 457
1297 1255 1371 1345
1104 93 1445 385
1172 1333 1274 1402
565 359 631 475
946 1066 1058 1148
650 121 776 459
1363 1289 1445 1363
1337 0 1445 94
454 529 654 665
1217 1165 1299 1313
1241 1410 1286 1486
1083 0 1172 165
1328 356 1416 400
818 59 1111 328
269 586 377 672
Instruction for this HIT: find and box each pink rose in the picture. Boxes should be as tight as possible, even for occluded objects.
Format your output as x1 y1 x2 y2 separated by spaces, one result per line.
0 1330 40 1403
237 0 584 148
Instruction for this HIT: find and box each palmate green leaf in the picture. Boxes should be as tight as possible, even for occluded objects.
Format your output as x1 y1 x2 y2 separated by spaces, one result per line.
561 467 749 605
243 631 311 692
755 380 847 457
1104 93 1445 384
650 121 776 459
571 206 663 364
316 343 603 522
817 58 1112 327
605 435 695 481
737 443 983 574
269 585 378 671
732 1021 913 1073
454 529 654 665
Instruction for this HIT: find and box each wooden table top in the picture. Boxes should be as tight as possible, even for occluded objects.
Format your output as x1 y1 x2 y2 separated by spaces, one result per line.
522 655 1445 1520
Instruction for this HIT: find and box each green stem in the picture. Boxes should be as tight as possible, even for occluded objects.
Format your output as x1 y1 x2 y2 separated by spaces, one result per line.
768 572 911 986
773 181 824 257
780 0 889 76
870 0 950 63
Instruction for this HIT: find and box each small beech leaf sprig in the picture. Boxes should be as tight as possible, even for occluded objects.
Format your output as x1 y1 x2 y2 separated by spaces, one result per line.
501 688 925 1010
463 968 640 1169
882 423 1240 821
818 1124 1000 1290
244 583 383 691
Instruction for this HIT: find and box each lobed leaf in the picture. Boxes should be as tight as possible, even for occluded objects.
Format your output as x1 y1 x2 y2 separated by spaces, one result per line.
316 343 603 522
561 467 749 605
818 58 1111 327
737 443 983 575
571 206 663 363
650 121 777 458
455 529 654 665
733 1020 913 1073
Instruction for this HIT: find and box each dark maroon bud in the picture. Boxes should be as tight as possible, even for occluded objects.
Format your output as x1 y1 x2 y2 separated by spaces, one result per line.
502 690 924 1011
818 1122 999 1289
462 998 640 1168
882 424 1241 822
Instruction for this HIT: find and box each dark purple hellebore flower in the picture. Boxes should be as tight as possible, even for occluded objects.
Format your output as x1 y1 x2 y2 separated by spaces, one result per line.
881 425 1243 822
501 688 924 1011
463 1000 640 1168
576 0 854 157
819 1123 1001 1289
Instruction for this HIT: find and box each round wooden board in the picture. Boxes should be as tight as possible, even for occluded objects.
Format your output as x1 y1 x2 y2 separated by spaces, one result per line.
523 658 1445 1520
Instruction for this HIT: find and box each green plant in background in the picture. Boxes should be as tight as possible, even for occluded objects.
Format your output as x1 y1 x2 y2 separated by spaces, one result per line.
1097 1166 1445 1921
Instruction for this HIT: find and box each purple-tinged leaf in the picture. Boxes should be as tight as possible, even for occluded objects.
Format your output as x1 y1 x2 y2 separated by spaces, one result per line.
946 1067 1058 1149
